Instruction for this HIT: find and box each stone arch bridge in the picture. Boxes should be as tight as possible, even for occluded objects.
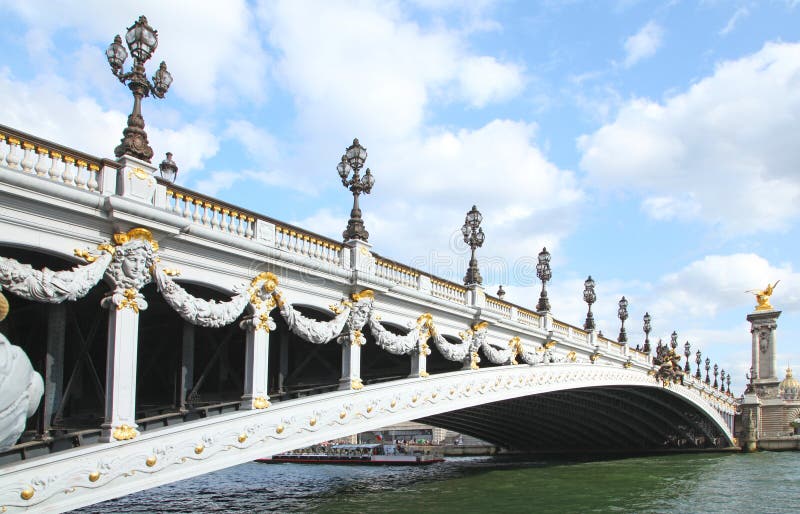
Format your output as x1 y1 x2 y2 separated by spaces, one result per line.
0 124 736 512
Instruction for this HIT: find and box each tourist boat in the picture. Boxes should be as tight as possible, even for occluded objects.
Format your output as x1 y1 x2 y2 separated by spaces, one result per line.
258 443 444 465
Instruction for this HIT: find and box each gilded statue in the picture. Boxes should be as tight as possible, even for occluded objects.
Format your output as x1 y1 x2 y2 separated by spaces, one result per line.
746 280 780 311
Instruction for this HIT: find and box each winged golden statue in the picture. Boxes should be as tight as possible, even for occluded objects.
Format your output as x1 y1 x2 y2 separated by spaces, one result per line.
746 280 780 311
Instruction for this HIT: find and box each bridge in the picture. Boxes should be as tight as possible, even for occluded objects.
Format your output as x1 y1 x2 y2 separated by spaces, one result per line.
0 121 737 512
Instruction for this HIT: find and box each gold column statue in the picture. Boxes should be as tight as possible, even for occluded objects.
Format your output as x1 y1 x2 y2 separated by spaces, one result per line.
746 280 780 311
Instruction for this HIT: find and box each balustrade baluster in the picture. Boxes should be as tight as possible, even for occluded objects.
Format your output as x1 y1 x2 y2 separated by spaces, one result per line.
237 214 246 236
183 196 194 220
20 142 35 173
0 135 7 164
88 164 100 190
246 216 254 238
5 137 22 169
229 211 239 234
202 203 212 226
62 156 76 185
221 209 231 232
34 148 49 176
193 199 203 223
74 160 88 188
211 206 222 229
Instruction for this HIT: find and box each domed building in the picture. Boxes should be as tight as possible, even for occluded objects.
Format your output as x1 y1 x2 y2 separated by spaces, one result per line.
780 367 800 401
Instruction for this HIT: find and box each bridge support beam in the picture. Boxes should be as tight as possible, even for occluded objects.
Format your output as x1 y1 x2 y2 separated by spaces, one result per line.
39 303 66 438
241 321 270 409
177 322 194 412
101 306 140 442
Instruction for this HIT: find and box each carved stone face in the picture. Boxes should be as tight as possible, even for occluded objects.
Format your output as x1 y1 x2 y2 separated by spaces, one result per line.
122 251 147 279
347 299 373 331
107 239 155 291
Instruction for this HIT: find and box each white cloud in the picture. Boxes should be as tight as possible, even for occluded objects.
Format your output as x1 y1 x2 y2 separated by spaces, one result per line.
1 0 270 107
623 21 663 68
224 120 279 162
458 56 525 108
579 41 800 234
719 6 749 36
295 119 583 281
258 0 524 141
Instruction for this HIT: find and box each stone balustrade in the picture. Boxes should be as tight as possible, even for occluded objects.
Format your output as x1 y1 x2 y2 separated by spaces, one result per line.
374 257 419 288
0 124 113 193
274 225 342 265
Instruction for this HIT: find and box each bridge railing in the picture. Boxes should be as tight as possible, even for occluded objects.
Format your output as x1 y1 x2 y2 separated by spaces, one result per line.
0 123 119 194
0 121 652 362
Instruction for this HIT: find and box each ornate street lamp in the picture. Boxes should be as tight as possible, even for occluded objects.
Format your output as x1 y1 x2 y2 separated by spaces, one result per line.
670 331 678 350
719 369 726 392
617 296 628 343
726 374 732 396
642 312 652 354
496 285 506 299
337 138 375 242
704 358 711 384
107 16 173 162
535 248 551 313
695 350 702 379
713 364 719 388
583 276 596 331
461 205 485 285
158 152 178 183
684 341 691 373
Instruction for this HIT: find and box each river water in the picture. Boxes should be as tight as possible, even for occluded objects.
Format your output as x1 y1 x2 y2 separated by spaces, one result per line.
77 452 799 513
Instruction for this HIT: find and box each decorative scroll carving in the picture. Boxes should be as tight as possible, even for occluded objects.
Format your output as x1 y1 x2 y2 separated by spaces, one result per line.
480 340 514 365
275 291 351 345
100 228 158 312
368 312 435 356
0 293 44 451
154 265 250 328
431 321 488 366
0 252 111 303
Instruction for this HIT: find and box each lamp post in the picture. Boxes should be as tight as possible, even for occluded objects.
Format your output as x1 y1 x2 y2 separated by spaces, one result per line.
695 350 702 379
705 358 711 384
496 285 505 299
337 138 375 242
617 296 628 343
726 374 732 396
536 248 551 313
713 364 719 388
583 276 596 331
720 369 726 392
461 205 485 285
642 312 652 354
670 331 678 350
684 341 691 373
158 152 178 183
107 16 173 162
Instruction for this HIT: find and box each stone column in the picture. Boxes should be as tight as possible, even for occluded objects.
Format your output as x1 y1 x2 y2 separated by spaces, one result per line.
410 343 429 378
241 316 271 410
747 310 781 394
340 331 364 390
101 306 140 442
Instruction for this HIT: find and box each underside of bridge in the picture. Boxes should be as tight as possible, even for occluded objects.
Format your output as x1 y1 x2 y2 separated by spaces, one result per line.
419 386 729 453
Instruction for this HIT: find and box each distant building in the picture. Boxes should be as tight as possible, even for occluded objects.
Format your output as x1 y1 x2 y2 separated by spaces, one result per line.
739 306 800 450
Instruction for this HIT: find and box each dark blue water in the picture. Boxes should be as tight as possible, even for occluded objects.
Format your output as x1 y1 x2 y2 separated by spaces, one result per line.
77 452 800 513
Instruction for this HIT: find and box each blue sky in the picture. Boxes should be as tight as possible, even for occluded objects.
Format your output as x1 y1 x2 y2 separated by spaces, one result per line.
1 0 799 391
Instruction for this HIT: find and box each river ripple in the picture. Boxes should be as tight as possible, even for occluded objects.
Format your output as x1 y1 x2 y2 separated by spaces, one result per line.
75 451 799 513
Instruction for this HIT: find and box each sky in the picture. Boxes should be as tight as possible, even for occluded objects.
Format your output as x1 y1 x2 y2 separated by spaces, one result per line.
1 0 799 393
